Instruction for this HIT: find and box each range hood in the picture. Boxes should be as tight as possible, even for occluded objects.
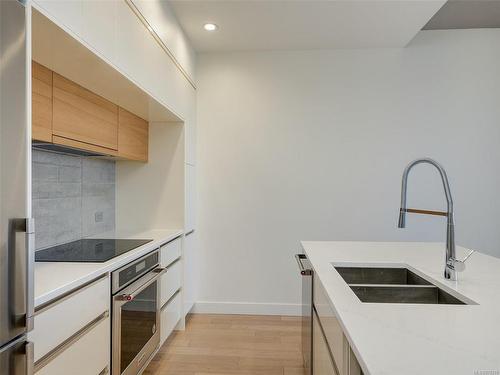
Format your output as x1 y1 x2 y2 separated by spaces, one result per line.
32 142 109 157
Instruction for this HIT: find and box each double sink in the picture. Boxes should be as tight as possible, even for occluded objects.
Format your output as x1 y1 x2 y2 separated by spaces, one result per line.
335 266 471 305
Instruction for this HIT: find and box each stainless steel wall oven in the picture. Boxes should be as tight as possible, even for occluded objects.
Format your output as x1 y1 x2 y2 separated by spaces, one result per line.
112 250 164 375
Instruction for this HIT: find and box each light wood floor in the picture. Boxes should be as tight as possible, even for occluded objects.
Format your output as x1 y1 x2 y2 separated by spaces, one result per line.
144 314 306 375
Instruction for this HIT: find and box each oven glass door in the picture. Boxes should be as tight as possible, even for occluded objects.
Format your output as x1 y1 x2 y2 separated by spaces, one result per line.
119 281 158 373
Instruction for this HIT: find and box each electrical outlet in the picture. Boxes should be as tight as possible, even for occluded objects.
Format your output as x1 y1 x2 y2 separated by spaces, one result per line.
95 211 103 223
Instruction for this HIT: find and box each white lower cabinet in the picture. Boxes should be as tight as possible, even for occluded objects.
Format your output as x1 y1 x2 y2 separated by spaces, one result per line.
160 291 182 346
159 236 183 347
29 275 110 374
313 312 338 375
35 315 110 375
313 273 363 375
160 259 182 307
160 237 182 268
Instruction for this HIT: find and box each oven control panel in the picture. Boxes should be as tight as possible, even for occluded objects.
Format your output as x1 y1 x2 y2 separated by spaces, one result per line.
112 250 159 293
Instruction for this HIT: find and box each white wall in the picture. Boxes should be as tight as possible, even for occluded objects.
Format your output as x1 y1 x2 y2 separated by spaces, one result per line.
195 29 500 315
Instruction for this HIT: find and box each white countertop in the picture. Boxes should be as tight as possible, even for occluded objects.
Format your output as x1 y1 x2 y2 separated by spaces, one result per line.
34 229 183 307
301 241 500 375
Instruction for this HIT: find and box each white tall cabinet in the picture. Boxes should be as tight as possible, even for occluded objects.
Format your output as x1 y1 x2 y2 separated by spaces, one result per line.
31 0 198 333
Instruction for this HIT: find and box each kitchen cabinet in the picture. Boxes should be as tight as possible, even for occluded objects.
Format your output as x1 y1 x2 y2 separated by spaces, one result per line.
32 61 53 142
29 275 110 374
160 259 182 307
34 0 84 37
313 311 338 375
53 72 119 150
159 238 183 346
35 316 109 375
32 63 151 161
81 0 116 63
313 273 363 375
160 291 181 346
32 0 196 123
118 107 149 162
160 237 182 268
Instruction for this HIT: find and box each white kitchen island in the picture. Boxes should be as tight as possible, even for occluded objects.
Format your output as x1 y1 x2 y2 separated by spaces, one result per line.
302 241 500 375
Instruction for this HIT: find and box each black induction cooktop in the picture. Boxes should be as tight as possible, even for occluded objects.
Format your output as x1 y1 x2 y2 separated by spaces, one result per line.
35 238 153 263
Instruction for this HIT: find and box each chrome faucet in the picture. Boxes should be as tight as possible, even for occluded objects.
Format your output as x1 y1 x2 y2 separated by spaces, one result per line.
397 158 470 281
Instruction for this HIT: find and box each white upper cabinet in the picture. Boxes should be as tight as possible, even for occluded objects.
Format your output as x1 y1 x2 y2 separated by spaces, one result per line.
32 0 196 125
82 0 116 63
114 1 148 89
35 0 84 36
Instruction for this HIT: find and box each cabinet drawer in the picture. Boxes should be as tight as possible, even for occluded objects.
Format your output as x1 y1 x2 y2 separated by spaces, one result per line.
36 315 110 375
160 291 181 345
160 260 181 307
313 311 338 375
30 276 110 362
314 274 347 375
160 237 181 268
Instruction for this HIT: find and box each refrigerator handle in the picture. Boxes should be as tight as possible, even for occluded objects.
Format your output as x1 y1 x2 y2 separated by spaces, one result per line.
25 218 35 332
13 218 35 331
25 341 34 375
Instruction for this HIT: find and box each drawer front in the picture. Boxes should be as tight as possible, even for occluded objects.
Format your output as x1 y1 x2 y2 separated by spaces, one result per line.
314 274 346 375
36 316 110 375
160 260 182 308
30 276 110 361
160 291 181 345
313 311 338 375
160 237 181 267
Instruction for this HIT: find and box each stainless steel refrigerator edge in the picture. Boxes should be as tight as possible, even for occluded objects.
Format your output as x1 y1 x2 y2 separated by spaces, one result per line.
0 0 35 374
295 253 313 375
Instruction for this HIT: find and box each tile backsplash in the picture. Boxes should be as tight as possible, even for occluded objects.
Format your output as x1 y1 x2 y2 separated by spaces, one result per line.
32 149 116 250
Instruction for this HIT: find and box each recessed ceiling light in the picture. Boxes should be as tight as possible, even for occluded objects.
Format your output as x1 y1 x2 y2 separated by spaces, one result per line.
203 23 218 31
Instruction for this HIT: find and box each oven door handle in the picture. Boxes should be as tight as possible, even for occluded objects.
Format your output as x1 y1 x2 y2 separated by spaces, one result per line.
114 267 166 304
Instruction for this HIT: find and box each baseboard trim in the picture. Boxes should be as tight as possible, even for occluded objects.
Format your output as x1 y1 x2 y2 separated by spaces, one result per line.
192 301 302 316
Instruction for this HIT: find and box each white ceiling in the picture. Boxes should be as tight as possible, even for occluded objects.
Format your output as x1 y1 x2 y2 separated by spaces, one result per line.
168 0 447 52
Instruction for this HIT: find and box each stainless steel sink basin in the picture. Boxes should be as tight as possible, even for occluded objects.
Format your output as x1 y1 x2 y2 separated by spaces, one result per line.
335 267 431 285
349 285 465 304
334 266 470 305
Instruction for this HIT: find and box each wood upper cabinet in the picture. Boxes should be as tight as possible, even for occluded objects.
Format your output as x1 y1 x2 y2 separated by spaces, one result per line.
31 62 149 162
52 73 118 150
32 62 53 142
118 108 148 161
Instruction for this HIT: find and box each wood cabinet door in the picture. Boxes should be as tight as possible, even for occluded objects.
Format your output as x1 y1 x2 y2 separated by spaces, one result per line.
118 107 148 161
53 73 118 150
32 61 53 142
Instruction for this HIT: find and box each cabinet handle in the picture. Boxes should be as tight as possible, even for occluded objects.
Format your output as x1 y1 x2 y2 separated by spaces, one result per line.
98 366 109 375
34 311 109 372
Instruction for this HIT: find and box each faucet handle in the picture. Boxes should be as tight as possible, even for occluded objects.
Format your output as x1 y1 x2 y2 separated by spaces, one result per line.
452 249 475 272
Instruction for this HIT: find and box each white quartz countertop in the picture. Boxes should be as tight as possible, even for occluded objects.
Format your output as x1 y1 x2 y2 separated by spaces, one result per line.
34 229 183 307
301 241 500 375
